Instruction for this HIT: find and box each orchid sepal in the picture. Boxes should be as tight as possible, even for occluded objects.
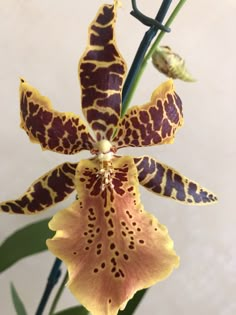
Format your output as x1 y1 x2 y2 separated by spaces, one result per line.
0 162 77 214
79 2 127 141
113 80 183 148
20 79 94 154
134 156 218 204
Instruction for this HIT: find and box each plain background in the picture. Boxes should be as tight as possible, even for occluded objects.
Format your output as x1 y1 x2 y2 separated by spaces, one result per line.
0 0 235 314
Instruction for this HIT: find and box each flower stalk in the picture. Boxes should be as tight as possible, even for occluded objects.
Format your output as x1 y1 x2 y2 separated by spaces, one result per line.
48 272 68 315
35 258 62 315
121 0 173 116
122 0 187 115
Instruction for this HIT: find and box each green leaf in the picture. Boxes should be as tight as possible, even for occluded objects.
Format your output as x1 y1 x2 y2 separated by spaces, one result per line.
54 306 89 315
10 283 28 315
0 218 53 273
118 289 147 315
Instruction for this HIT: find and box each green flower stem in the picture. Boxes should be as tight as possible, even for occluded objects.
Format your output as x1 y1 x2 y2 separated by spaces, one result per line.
121 0 173 117
49 272 68 315
35 258 62 315
122 0 187 114
145 0 187 61
118 289 147 315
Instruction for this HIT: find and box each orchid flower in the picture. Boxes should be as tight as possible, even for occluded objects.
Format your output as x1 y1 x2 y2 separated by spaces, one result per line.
0 2 217 315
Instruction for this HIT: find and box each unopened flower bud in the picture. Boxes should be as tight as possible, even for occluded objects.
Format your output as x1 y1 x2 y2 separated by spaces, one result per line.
152 46 196 82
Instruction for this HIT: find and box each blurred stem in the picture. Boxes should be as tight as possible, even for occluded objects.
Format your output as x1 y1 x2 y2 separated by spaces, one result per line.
49 272 68 315
122 0 187 115
145 0 187 60
118 289 147 315
121 0 173 116
35 258 62 315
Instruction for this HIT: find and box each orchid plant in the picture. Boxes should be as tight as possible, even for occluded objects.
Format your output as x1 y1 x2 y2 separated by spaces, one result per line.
0 1 217 315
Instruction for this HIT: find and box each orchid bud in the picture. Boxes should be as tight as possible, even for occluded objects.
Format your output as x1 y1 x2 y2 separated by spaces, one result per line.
152 46 196 82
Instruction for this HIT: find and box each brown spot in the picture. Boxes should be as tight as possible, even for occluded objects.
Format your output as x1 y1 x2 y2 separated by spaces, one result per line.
165 94 179 124
126 210 133 219
119 269 125 278
110 243 115 250
164 169 186 201
89 208 94 214
139 110 149 124
26 91 32 97
162 118 172 137
122 231 127 237
88 215 96 221
111 257 117 265
107 230 114 237
123 254 129 261
108 218 114 228
110 207 115 213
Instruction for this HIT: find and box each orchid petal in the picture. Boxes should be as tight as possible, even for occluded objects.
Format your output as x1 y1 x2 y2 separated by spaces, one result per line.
20 79 94 154
0 162 77 214
113 80 183 148
79 2 126 141
134 156 218 204
47 156 179 315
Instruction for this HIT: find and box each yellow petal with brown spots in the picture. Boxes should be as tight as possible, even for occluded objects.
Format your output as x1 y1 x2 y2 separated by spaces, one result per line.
20 79 94 154
79 2 126 141
47 156 179 315
0 162 77 214
134 156 218 204
113 80 183 148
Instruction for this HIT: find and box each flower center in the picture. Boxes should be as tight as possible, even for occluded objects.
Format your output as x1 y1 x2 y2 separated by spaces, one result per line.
92 140 117 190
91 139 117 162
97 139 113 162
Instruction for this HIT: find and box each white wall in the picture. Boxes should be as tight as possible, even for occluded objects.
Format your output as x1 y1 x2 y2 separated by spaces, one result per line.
0 0 235 314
